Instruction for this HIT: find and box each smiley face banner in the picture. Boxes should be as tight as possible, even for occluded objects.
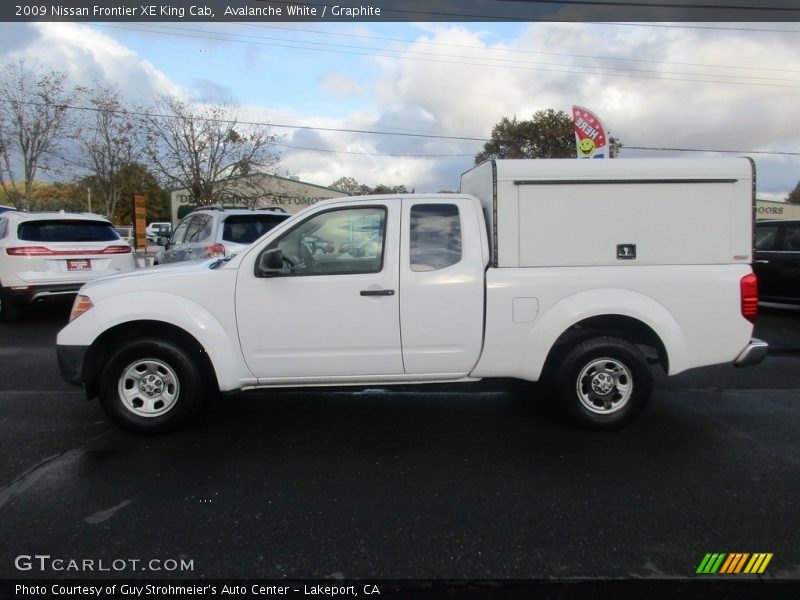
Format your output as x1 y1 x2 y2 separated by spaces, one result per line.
572 105 609 159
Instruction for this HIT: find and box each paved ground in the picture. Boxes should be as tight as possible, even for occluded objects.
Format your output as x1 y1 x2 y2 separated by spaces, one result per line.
0 302 798 581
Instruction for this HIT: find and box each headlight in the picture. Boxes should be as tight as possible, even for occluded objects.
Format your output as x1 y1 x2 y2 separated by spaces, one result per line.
69 295 94 322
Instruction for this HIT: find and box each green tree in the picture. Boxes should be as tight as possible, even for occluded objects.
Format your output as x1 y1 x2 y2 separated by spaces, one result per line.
78 162 169 224
329 177 409 196
786 182 800 204
370 184 409 195
475 109 622 164
0 180 86 212
330 176 370 196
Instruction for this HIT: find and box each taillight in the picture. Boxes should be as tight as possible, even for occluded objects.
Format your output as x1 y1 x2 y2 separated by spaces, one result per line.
6 245 132 256
69 295 94 322
741 273 758 324
100 245 132 254
206 243 226 258
6 246 52 256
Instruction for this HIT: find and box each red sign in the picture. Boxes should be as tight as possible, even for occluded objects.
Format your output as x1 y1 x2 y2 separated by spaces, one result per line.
572 105 609 159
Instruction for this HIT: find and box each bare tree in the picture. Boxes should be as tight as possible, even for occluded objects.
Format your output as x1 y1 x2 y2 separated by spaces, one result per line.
75 85 143 219
0 60 78 211
144 95 280 206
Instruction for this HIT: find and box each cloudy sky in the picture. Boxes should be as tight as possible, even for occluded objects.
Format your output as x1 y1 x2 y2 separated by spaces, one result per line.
0 19 798 198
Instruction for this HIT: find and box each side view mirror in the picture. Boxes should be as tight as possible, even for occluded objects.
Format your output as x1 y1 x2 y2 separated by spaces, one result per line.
156 236 169 247
257 248 284 277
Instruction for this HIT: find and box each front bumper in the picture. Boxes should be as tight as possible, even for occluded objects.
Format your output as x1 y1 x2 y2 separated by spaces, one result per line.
733 338 769 368
57 344 88 386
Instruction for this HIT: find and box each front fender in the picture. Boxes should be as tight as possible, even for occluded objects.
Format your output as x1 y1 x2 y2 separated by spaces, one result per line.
57 291 254 392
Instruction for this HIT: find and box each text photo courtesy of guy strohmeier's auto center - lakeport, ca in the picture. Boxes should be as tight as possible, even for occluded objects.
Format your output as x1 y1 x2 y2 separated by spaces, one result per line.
1 1 800 599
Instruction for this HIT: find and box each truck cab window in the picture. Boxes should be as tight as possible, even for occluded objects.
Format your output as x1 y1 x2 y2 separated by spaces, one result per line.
410 204 462 272
267 206 386 276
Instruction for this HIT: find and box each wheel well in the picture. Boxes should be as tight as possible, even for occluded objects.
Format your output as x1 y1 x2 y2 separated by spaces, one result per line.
83 320 218 398
543 315 669 377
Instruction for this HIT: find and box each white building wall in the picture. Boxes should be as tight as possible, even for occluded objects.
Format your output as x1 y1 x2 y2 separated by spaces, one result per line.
170 174 348 223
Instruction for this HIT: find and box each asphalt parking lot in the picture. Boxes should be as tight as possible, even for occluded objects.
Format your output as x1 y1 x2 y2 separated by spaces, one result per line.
0 302 798 582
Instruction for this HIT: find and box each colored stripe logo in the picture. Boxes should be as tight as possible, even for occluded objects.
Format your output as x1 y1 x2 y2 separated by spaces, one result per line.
696 553 773 574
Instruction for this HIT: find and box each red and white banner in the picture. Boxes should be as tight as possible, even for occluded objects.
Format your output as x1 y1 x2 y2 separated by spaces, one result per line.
572 106 609 159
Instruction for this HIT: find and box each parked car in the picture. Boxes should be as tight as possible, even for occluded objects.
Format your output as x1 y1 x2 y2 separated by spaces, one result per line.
0 211 135 320
0 205 16 214
114 226 134 247
146 222 172 244
754 219 800 305
154 207 289 265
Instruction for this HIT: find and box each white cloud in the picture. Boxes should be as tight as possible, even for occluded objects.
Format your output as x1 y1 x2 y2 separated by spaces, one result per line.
0 22 181 101
319 71 363 97
354 23 800 193
1 22 797 195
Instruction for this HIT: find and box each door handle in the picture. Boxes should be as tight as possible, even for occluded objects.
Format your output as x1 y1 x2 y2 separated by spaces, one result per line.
360 289 395 297
755 259 770 264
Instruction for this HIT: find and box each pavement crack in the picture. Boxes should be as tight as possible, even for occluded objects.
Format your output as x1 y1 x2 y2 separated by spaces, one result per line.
85 499 133 524
0 430 113 511
0 450 83 510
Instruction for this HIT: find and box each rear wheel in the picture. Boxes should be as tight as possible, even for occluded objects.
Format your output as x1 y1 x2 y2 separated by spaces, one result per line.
555 336 652 430
98 337 206 433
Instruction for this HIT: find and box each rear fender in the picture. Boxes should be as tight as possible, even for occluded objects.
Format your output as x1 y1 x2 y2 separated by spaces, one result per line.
528 289 688 379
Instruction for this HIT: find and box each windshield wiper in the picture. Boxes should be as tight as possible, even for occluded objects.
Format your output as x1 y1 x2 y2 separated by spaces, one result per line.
209 255 235 269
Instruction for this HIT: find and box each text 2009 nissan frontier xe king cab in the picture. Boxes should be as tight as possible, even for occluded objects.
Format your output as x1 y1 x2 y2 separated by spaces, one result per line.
57 158 767 432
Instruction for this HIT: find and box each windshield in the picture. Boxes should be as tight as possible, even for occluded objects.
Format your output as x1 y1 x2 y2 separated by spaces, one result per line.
18 220 119 242
222 214 288 245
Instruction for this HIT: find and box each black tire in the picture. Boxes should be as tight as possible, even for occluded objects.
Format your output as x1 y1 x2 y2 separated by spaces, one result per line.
555 336 652 430
98 337 206 433
0 288 22 322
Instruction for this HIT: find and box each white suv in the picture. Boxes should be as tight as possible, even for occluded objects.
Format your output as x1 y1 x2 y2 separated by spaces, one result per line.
0 211 136 320
155 207 289 264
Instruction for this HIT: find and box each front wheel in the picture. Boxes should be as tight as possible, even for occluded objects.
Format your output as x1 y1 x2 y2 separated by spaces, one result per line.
555 336 652 430
98 337 206 433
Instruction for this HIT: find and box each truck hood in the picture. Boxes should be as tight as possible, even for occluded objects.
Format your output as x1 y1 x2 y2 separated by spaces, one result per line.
79 258 227 297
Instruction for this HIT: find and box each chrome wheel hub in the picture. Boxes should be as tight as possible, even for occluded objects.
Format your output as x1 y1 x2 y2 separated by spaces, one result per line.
576 358 633 415
591 372 615 396
140 374 165 397
118 358 180 418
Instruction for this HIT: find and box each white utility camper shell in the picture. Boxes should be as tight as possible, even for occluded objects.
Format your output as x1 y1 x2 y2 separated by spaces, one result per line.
460 158 755 268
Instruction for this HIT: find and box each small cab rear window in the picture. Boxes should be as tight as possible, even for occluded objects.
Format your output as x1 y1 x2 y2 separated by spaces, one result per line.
410 204 462 272
223 214 287 245
17 220 119 242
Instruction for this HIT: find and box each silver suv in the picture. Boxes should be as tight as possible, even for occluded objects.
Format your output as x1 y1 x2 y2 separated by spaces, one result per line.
0 211 136 320
155 207 290 265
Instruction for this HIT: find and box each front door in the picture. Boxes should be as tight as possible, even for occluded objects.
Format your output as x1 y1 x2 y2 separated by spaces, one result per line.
236 202 404 383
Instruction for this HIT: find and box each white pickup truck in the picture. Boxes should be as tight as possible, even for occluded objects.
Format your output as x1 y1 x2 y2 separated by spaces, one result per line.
57 158 767 432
